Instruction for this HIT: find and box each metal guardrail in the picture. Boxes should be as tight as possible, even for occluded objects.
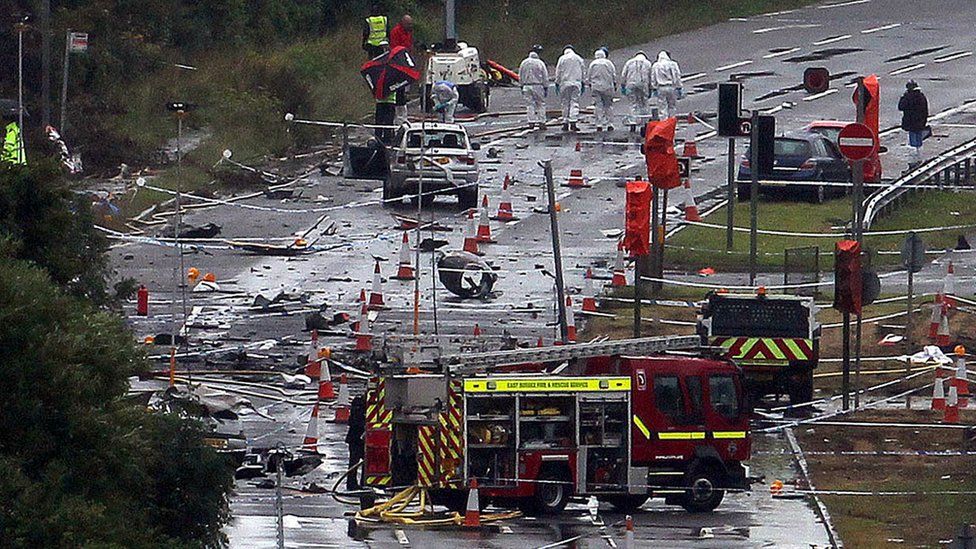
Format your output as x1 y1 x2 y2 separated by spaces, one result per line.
863 137 976 229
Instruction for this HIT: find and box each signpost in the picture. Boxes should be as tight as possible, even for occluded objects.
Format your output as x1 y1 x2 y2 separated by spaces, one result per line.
838 122 878 161
901 232 925 402
60 31 89 137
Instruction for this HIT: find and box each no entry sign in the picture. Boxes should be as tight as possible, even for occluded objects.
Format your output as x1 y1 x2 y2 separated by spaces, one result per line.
838 122 878 161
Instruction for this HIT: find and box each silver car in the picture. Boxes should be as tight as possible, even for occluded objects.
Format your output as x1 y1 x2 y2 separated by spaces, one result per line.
384 122 480 208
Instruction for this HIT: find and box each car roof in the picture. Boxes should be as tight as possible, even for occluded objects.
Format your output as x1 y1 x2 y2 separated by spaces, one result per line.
401 122 467 132
804 120 849 129
781 131 823 143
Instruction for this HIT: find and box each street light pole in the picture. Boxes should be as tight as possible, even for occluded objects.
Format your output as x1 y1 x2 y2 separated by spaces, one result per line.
543 160 569 343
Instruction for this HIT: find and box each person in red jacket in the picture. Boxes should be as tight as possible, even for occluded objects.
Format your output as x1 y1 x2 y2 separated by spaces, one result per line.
390 15 414 125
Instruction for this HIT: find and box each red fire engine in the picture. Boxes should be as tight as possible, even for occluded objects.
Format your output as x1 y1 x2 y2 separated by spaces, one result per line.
360 336 752 514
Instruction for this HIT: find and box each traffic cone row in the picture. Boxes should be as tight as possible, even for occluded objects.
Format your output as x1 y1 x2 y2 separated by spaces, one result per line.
392 232 415 280
931 377 946 411
566 295 577 342
302 401 320 452
945 385 960 423
929 300 943 339
953 346 970 408
582 268 598 312
942 261 957 308
304 329 321 378
355 301 373 352
491 174 517 221
368 260 386 309
936 303 951 347
565 168 590 188
463 478 480 527
681 139 699 158
463 210 481 255
611 240 627 287
681 177 701 222
477 195 495 243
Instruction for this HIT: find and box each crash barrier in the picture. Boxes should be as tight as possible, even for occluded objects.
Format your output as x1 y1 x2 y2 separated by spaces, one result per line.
678 219 976 239
864 136 976 230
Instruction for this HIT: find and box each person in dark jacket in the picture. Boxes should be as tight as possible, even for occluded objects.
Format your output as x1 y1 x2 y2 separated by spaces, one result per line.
345 395 366 490
898 80 928 162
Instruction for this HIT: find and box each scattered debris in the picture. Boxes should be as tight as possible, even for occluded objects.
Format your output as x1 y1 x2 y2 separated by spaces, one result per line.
438 251 497 299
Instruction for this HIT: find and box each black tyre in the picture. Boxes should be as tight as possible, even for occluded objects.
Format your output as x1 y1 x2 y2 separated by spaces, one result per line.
787 368 815 405
462 82 489 113
381 178 397 205
457 185 479 210
604 494 649 513
680 462 725 513
736 183 751 201
525 469 571 515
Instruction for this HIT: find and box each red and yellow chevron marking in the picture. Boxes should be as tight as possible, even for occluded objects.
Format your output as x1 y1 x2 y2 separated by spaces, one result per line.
712 337 813 363
417 425 437 488
438 379 464 488
365 475 391 486
365 377 393 427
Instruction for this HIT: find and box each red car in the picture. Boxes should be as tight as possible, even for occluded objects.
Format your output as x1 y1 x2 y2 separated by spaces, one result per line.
803 121 882 183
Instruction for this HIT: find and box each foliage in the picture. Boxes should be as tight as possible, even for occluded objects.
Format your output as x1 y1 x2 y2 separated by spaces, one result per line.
0 258 234 548
0 162 109 301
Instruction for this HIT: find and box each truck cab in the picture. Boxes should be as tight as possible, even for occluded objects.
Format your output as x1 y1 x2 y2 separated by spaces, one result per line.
698 291 821 404
360 350 750 516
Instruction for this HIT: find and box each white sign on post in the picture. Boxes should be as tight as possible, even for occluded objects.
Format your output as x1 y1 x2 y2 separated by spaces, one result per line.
69 32 88 53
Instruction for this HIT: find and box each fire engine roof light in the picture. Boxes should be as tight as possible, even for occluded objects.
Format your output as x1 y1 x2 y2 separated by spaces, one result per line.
717 288 728 294
955 345 967 357
757 286 767 297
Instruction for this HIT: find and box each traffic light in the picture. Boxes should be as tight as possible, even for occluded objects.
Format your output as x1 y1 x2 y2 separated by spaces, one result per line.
833 240 862 315
753 115 776 179
803 67 830 94
718 82 742 137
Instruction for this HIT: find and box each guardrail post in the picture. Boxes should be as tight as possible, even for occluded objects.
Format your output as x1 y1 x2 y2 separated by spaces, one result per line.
965 158 972 186
955 162 963 190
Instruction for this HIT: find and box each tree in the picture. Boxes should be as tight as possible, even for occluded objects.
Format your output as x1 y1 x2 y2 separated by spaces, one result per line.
0 258 234 548
0 162 109 302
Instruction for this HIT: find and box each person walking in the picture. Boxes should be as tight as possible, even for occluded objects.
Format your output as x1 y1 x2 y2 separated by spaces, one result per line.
518 46 549 130
555 45 586 131
430 80 459 123
621 51 653 133
651 51 683 120
390 14 414 125
898 80 929 163
2 112 26 165
587 47 617 132
345 395 366 491
362 3 389 59
372 41 396 142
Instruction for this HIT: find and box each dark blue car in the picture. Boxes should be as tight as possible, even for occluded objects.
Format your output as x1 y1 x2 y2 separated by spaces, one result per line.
737 132 852 203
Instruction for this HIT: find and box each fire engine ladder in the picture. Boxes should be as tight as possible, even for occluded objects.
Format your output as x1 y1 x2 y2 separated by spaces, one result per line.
437 335 701 375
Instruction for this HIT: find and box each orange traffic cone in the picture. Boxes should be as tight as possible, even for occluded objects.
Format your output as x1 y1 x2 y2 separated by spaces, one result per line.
944 261 957 308
368 260 385 309
332 373 350 423
492 175 517 221
302 402 320 452
686 112 696 125
318 348 335 400
463 210 481 255
304 329 321 378
473 323 482 337
537 336 544 347
682 177 701 222
566 296 577 342
358 288 367 303
681 139 699 158
611 241 627 287
463 478 481 528
393 232 415 280
953 345 969 408
565 168 589 188
937 304 951 347
945 385 960 423
932 377 946 411
929 301 942 339
477 195 495 243
624 515 635 549
355 302 373 352
582 268 598 312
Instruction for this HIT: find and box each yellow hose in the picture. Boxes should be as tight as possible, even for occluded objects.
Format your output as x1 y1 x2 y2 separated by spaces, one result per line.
354 485 522 527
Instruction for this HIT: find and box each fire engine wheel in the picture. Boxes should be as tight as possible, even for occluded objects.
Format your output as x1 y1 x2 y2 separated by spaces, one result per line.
603 494 649 513
524 470 571 515
681 463 725 513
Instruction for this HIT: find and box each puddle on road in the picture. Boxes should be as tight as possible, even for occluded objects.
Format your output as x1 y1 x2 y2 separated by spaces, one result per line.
885 45 948 63
783 48 864 63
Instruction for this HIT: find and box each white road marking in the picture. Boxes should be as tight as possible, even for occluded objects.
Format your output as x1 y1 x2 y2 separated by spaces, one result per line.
861 23 901 34
889 63 925 76
763 47 801 59
934 51 973 63
395 529 409 545
812 34 852 46
753 24 821 34
802 89 839 102
819 0 871 9
760 9 797 17
715 60 753 71
683 72 707 82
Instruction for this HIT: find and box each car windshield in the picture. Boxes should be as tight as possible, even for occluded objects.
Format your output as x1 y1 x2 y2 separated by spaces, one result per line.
809 126 842 144
709 375 739 419
405 130 467 150
775 139 813 157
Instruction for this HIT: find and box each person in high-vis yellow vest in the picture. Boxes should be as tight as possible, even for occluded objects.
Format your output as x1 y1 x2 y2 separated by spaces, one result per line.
2 118 26 166
362 4 389 59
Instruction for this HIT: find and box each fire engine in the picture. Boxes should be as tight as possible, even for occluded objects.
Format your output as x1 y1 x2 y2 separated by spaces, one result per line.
359 336 752 514
697 291 821 404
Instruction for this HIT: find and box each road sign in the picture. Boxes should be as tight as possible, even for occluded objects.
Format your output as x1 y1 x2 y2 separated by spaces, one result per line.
68 32 88 53
677 157 690 179
901 232 926 273
838 122 877 161
738 119 752 136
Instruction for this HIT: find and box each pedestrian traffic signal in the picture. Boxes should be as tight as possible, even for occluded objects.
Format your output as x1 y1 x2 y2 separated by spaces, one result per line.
803 68 830 94
833 240 862 315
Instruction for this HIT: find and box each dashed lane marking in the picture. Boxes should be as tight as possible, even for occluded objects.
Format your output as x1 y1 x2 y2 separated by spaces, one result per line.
683 72 707 82
715 60 753 71
934 51 973 63
861 23 901 34
763 47 801 59
812 34 852 46
753 24 821 34
889 63 925 76
818 0 871 9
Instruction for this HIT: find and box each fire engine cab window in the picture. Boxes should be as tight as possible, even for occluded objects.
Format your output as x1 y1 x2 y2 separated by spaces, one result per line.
686 376 703 420
709 375 739 419
653 376 683 419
